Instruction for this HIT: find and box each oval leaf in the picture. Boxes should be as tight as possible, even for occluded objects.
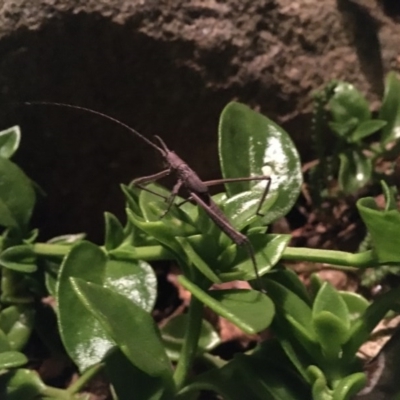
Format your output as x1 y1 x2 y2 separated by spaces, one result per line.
338 150 372 194
57 241 112 371
178 275 274 334
0 157 36 230
219 102 302 224
0 351 27 369
71 278 173 387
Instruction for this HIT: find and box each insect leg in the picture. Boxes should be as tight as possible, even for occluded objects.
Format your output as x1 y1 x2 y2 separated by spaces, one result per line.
131 169 171 200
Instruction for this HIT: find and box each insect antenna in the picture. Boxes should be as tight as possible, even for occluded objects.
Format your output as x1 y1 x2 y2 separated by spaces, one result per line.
24 101 166 155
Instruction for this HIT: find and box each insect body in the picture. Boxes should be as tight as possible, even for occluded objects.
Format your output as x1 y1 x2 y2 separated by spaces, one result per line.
26 102 271 291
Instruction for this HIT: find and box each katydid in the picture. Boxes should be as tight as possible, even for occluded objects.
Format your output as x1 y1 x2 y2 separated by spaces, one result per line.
25 102 271 291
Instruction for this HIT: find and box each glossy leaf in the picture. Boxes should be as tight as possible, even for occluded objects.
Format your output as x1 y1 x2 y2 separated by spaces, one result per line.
219 102 302 225
0 305 35 350
0 157 36 230
338 150 372 194
178 275 274 334
103 259 157 313
57 241 113 371
57 241 157 371
350 119 387 142
105 348 165 400
104 212 124 251
357 197 400 263
161 314 220 361
71 279 174 387
0 126 20 159
329 83 370 124
0 351 27 369
0 245 37 273
379 72 400 144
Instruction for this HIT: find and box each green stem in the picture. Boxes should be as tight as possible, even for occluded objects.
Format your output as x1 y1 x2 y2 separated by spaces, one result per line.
282 248 377 268
173 294 204 390
41 385 72 399
66 362 104 395
34 243 378 269
33 243 173 261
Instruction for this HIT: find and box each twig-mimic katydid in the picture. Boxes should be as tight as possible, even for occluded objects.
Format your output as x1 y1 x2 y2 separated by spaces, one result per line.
25 102 271 291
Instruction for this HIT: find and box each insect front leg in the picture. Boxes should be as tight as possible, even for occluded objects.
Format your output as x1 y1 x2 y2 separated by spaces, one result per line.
131 168 171 200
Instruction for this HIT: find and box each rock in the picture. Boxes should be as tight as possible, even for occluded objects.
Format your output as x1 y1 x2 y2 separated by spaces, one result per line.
0 0 398 240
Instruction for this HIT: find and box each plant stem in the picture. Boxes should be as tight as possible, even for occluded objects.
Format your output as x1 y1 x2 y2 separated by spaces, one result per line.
66 362 104 395
282 248 377 268
173 295 204 390
34 242 378 269
33 243 173 261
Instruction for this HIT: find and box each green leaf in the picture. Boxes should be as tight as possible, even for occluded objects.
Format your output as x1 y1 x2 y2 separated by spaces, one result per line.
0 126 21 159
329 82 370 124
57 241 157 371
339 292 369 324
71 279 173 387
105 348 165 400
161 314 220 361
267 269 311 306
338 150 372 194
332 373 366 400
219 234 291 282
0 157 36 230
308 366 331 400
379 72 400 144
0 369 46 400
0 305 35 351
313 282 350 327
343 287 400 356
313 312 349 358
0 329 11 352
0 351 27 369
176 236 222 283
57 241 112 371
184 340 310 400
219 102 302 225
328 118 359 139
350 119 387 142
104 212 124 251
0 245 37 273
178 275 274 334
104 259 157 313
357 196 400 263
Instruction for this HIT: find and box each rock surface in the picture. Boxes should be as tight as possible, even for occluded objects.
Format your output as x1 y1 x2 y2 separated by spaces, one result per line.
0 0 399 240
